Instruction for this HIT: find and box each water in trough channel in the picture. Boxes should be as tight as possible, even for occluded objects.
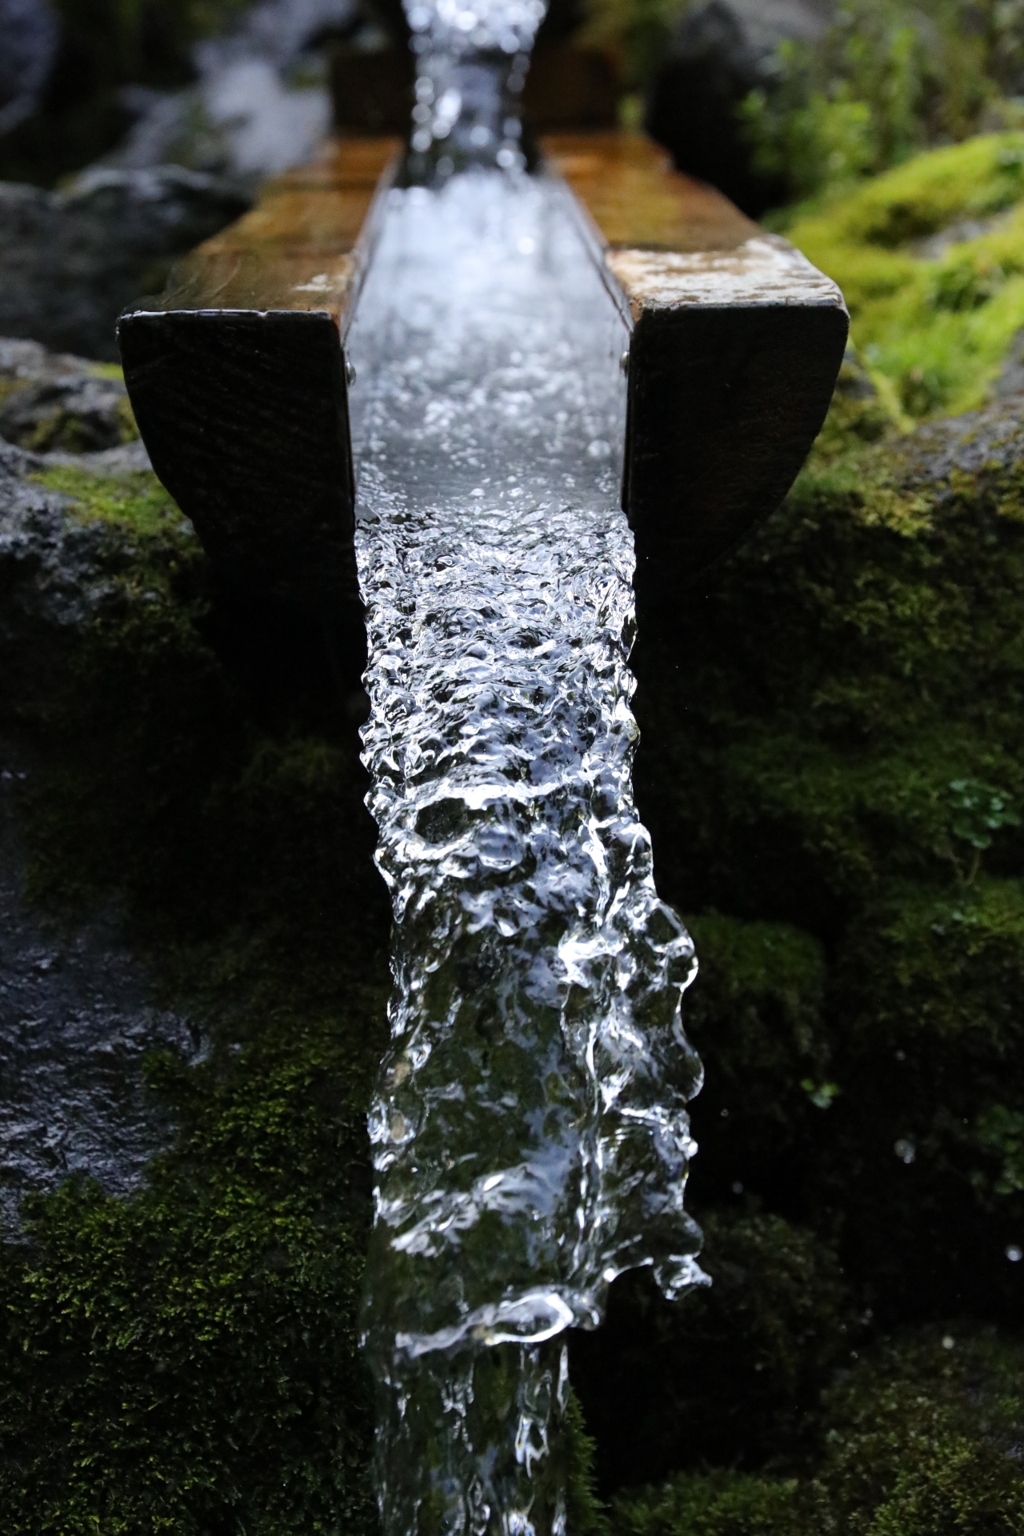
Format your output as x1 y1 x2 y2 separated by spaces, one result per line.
347 142 707 1535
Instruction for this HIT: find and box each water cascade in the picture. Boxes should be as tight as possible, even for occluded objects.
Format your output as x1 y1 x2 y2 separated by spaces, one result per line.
115 19 847 1527
348 37 707 1532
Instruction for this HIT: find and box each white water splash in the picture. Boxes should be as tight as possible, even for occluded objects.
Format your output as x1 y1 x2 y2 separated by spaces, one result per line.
349 169 705 1536
404 0 546 173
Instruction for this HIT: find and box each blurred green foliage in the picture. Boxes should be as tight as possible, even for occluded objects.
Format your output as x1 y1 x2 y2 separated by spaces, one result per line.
740 0 1021 203
585 0 1024 205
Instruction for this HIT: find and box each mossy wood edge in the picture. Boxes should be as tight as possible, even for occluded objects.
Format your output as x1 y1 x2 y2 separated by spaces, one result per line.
117 133 848 625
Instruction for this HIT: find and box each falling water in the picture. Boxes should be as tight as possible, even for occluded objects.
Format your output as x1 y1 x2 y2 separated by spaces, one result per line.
404 0 546 176
348 125 706 1536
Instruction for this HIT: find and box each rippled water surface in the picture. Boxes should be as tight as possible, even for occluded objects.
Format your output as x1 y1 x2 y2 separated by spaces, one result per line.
349 169 705 1536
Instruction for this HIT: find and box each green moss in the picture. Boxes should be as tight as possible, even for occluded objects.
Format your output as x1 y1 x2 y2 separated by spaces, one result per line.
0 473 391 1529
609 1329 1024 1536
32 466 184 535
786 134 1024 417
612 1469 809 1536
816 1329 1024 1534
0 1022 380 1534
617 375 1024 1484
565 1392 611 1536
571 1211 853 1488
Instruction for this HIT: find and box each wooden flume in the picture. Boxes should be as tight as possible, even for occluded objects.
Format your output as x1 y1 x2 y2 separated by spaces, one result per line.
117 123 847 632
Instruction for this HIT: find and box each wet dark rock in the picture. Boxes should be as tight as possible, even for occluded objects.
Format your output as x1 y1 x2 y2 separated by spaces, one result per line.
0 433 162 721
0 167 249 360
0 433 197 1233
0 736 197 1233
645 0 834 215
0 336 135 452
890 391 1024 492
0 0 58 138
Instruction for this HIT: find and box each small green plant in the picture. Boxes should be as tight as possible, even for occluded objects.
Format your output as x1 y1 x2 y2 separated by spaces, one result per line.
942 778 1021 882
741 0 1024 208
975 1103 1024 1195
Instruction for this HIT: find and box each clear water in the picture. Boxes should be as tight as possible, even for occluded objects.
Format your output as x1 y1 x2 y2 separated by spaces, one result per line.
403 0 545 175
348 170 706 1535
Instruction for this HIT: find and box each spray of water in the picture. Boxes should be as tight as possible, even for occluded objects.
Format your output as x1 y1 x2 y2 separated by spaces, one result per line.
404 0 545 176
348 167 706 1534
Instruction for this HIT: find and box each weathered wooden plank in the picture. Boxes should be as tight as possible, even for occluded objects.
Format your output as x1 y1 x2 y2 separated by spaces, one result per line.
542 132 849 621
117 137 400 611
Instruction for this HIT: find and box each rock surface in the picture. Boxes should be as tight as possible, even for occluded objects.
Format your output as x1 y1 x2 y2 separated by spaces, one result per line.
0 336 139 452
645 0 834 215
0 429 197 1234
0 739 196 1234
104 0 355 187
0 168 248 360
0 0 57 138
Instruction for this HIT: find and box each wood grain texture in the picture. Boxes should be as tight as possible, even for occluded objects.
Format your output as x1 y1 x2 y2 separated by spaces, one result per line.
117 137 400 611
543 132 849 624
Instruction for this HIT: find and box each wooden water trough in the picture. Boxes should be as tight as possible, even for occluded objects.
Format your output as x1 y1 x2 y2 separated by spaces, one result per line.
117 124 847 637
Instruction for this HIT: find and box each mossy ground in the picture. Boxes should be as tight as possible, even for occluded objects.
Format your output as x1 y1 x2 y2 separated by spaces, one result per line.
0 465 391 1531
3 347 1024 1528
573 369 1024 1527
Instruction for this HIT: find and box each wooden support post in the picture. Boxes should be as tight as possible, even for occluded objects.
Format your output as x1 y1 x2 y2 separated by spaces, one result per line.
544 133 848 625
118 138 399 614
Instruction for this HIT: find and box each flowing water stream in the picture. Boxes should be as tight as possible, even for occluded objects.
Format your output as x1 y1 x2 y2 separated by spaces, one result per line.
348 149 706 1535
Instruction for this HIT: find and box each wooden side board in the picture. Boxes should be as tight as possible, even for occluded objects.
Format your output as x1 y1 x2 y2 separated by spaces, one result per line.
117 137 399 611
543 133 849 621
118 131 847 625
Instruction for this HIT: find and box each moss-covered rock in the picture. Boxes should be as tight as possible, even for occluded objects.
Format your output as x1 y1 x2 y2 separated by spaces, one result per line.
786 133 1024 417
0 440 391 1530
612 1468 809 1536
815 1327 1024 1534
572 1208 854 1488
0 337 138 451
609 1329 1024 1535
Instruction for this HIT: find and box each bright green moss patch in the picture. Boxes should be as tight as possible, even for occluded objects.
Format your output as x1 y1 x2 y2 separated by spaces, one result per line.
787 134 1024 417
31 466 183 536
